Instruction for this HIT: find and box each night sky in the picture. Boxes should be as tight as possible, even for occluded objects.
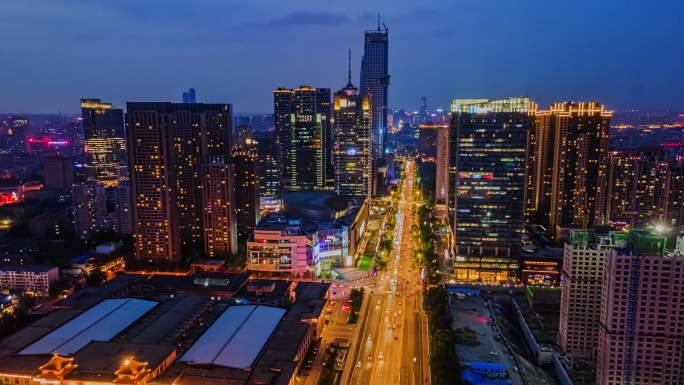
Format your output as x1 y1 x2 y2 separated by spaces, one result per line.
1 0 682 113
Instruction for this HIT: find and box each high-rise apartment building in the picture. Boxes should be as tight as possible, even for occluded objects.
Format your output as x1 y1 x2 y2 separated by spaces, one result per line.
666 160 684 228
126 102 232 262
333 63 371 197
273 86 331 191
80 99 126 186
449 97 533 283
72 182 107 240
360 22 389 193
559 230 619 360
112 182 132 236
597 230 684 385
233 147 260 245
605 147 669 227
524 102 611 234
203 163 237 258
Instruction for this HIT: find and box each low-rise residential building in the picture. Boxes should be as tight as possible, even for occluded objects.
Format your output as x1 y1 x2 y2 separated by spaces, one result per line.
0 265 59 296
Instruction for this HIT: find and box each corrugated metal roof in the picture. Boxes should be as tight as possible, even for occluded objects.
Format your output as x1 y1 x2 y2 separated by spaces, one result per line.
180 305 285 369
19 298 157 355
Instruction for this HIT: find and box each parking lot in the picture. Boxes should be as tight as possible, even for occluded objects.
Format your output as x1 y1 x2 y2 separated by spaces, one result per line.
450 294 524 385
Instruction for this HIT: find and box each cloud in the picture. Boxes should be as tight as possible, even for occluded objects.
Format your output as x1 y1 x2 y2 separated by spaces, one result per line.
265 11 351 27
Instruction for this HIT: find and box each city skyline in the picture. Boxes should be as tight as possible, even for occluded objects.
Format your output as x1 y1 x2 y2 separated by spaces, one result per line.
1 0 683 114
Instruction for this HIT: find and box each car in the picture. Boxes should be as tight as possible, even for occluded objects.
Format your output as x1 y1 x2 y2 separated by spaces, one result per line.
394 336 398 340
489 351 499 357
356 360 361 368
378 352 383 361
367 334 372 341
413 357 417 364
368 354 372 361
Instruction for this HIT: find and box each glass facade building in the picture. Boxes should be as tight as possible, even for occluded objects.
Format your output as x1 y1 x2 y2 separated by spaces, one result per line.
80 99 126 186
449 97 533 283
273 86 331 191
333 79 371 197
360 25 389 194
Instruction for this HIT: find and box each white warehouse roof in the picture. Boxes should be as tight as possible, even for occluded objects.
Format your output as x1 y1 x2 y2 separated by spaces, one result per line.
19 298 157 355
180 305 286 369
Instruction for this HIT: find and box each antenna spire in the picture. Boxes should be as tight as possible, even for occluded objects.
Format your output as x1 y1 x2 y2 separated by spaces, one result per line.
347 49 352 86
377 12 381 31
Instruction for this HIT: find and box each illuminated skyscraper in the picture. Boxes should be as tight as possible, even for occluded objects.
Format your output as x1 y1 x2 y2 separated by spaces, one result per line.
203 163 237 258
255 131 281 198
449 97 534 283
333 55 372 197
605 147 669 227
80 99 126 186
233 146 260 245
273 86 331 191
524 102 611 235
127 102 232 262
360 19 389 193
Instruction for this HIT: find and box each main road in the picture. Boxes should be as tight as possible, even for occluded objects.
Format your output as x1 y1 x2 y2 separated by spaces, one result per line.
347 160 430 385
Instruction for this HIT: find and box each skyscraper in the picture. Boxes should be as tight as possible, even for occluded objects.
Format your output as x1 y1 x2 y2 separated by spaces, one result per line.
127 102 232 262
597 230 684 385
524 102 611 234
605 147 669 227
558 230 615 360
333 54 372 197
203 163 237 258
80 99 126 186
360 19 389 192
273 86 331 191
255 131 281 198
233 146 260 245
72 182 107 240
182 88 196 103
449 97 533 283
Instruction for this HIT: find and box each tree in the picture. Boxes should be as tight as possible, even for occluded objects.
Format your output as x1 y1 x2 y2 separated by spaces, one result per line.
85 269 106 287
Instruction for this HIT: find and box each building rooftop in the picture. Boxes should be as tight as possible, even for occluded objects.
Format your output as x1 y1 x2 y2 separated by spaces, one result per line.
20 298 158 355
180 305 286 369
287 281 330 321
0 265 56 273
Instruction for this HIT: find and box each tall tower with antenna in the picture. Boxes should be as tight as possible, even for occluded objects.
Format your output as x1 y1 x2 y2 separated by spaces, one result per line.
360 13 389 196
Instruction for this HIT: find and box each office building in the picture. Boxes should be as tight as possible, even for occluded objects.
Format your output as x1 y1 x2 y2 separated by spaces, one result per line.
448 97 533 283
524 102 611 234
182 88 196 103
333 59 372 197
558 230 618 359
0 265 58 297
126 102 232 262
255 131 281 198
234 124 254 148
43 155 74 190
605 147 669 227
233 147 260 245
80 99 126 186
273 86 331 191
596 230 684 385
72 182 107 240
203 163 237 258
360 20 390 191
